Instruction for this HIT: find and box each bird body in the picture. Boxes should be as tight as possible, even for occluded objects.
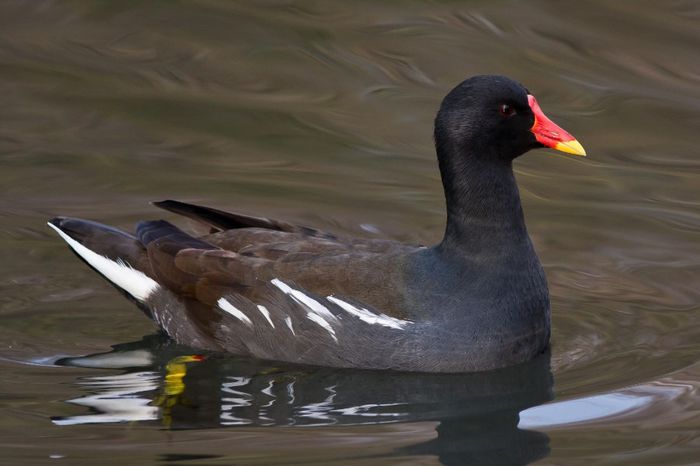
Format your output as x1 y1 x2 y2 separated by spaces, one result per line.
49 75 585 372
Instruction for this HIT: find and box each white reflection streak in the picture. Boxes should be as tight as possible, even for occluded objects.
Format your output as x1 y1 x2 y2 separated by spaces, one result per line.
287 380 296 405
52 371 160 426
333 402 408 418
220 376 253 426
518 382 688 429
261 380 276 408
297 385 337 424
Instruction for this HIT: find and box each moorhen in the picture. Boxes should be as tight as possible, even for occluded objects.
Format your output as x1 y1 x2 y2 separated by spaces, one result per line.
49 75 585 372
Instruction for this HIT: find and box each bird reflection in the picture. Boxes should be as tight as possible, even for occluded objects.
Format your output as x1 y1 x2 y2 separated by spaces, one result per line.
152 354 205 428
53 333 553 465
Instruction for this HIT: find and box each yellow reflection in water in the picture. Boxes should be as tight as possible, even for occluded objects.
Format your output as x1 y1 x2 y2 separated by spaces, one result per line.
151 355 205 428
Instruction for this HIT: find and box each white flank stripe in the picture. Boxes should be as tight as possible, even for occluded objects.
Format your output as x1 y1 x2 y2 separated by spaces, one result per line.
305 312 338 342
218 298 253 327
284 316 296 335
257 305 274 328
271 279 339 343
270 279 336 321
327 296 413 330
48 222 159 302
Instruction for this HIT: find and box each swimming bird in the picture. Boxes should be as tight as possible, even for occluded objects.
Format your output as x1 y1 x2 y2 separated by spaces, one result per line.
49 75 585 372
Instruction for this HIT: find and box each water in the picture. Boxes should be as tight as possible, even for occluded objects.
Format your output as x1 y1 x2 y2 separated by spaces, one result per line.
2 0 700 464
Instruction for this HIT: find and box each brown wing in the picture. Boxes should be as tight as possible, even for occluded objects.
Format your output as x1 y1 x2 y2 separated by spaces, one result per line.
140 201 417 318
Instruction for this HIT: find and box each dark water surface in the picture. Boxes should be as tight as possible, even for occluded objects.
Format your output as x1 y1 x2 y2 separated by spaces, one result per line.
2 1 700 464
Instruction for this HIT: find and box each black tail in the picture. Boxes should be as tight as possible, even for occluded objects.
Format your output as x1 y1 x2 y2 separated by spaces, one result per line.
49 217 146 266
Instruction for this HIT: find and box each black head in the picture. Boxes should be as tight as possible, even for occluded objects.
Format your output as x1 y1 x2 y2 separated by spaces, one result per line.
434 75 585 163
435 75 536 162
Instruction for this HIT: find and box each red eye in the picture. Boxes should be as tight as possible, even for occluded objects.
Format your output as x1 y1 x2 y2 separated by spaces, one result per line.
499 104 516 117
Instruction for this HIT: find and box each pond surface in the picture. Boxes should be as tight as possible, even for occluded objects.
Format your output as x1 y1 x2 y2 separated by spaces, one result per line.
2 1 700 464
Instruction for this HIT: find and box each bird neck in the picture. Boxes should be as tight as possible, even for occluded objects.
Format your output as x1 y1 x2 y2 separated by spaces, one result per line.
436 145 529 256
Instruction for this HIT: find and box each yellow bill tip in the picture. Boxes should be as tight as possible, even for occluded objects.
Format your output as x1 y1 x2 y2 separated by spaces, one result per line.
554 139 586 157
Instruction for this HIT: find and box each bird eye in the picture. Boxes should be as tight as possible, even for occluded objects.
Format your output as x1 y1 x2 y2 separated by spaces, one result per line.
499 104 516 117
